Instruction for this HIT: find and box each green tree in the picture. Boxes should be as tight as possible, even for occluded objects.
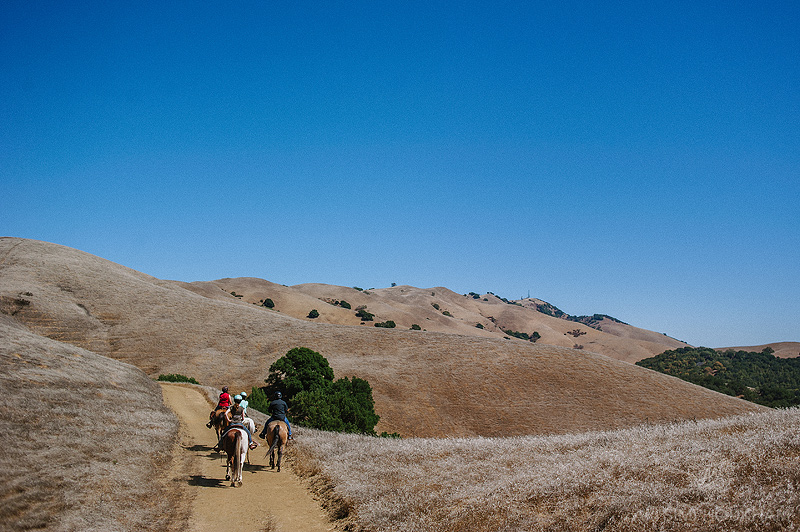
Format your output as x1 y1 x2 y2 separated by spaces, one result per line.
308 309 320 319
262 298 275 308
265 347 334 398
261 347 380 435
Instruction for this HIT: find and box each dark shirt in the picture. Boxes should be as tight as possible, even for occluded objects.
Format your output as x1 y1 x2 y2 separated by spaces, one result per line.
268 399 288 420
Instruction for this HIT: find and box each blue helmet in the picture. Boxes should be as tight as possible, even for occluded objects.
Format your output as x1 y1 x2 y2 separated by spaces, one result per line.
273 391 282 399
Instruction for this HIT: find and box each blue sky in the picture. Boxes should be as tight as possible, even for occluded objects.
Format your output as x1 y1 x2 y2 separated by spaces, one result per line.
2 1 798 348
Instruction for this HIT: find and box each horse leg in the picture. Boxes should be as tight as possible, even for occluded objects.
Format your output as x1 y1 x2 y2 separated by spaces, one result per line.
276 446 282 472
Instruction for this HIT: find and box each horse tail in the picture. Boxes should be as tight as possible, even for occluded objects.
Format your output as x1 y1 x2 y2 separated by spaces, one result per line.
232 430 242 471
266 424 282 456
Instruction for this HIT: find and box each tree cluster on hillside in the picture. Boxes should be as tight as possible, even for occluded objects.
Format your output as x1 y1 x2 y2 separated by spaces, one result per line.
636 347 800 408
251 347 381 435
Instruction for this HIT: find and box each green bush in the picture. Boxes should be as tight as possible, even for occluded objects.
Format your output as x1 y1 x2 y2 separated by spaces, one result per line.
260 347 380 435
248 386 271 414
262 298 275 308
356 308 374 321
308 309 320 319
157 374 199 384
410 324 422 330
375 320 396 328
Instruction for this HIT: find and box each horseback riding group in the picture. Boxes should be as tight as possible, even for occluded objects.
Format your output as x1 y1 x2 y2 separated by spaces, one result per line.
206 386 294 486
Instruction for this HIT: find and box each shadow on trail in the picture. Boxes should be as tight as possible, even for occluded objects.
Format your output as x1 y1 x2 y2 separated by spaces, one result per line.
185 444 213 452
244 464 268 473
188 475 225 488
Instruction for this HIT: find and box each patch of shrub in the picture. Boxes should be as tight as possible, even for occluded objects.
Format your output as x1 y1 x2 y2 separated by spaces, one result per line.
475 323 484 329
260 347 380 435
375 320 396 328
410 324 422 330
442 310 452 317
432 303 440 310
261 298 275 308
355 308 374 321
157 374 199 384
308 309 320 319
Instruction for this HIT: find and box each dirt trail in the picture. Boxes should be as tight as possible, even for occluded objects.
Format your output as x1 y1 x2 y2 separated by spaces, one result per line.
160 383 334 532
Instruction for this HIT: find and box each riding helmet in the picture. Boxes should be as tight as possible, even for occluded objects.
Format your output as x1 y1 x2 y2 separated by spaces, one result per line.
240 392 247 398
274 391 282 399
234 394 242 402
222 386 229 392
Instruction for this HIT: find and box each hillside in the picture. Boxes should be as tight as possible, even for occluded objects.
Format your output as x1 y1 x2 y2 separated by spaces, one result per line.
0 237 767 437
0 317 188 531
207 278 691 364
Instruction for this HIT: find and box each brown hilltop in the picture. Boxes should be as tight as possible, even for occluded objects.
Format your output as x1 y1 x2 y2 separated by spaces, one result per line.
0 237 767 437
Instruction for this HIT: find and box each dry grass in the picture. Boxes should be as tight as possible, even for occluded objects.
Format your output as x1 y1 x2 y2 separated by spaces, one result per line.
291 409 800 531
0 238 767 439
0 318 189 532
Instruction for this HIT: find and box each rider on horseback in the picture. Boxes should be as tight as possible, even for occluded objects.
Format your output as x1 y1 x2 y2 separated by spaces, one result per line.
239 391 249 416
259 391 293 440
206 386 232 428
213 399 258 451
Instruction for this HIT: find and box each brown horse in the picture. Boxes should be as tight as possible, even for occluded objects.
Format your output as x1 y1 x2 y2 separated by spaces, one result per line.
264 420 288 472
221 426 248 487
207 407 229 443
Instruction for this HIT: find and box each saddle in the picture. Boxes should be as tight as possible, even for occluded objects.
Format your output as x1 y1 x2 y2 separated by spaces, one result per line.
221 422 251 438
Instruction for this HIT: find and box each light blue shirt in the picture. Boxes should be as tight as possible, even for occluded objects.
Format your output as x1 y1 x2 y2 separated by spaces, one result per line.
240 399 249 416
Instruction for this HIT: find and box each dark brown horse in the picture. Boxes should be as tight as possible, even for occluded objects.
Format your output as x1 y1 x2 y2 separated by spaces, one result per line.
264 420 288 472
207 407 229 443
221 426 248 487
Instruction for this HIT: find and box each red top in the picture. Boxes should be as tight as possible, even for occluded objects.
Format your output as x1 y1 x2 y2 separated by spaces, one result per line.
218 392 231 409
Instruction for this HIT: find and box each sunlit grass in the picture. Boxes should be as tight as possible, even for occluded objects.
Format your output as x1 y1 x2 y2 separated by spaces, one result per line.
292 408 800 531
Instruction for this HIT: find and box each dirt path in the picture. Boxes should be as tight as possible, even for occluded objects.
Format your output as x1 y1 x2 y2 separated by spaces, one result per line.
160 383 334 532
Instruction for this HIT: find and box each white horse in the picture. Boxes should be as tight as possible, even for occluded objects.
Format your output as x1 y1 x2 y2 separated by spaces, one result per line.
222 426 249 487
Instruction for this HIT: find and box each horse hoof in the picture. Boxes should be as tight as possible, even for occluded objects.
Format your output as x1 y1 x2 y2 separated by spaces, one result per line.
225 474 230 481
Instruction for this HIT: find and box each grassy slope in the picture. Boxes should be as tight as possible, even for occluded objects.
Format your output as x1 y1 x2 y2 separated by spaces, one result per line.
292 408 800 531
0 317 188 532
0 237 766 438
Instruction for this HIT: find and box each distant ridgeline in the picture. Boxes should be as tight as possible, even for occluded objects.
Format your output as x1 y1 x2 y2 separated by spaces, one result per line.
636 347 800 408
532 301 627 331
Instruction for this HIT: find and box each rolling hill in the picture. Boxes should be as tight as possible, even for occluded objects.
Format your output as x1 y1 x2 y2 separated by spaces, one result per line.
0 237 773 437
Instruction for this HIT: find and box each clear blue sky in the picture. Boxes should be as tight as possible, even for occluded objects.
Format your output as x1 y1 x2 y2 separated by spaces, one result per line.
2 1 798 348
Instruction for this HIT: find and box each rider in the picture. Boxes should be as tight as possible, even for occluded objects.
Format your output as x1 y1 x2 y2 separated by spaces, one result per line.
206 386 233 428
213 399 258 451
259 391 293 440
239 391 249 416
216 386 232 410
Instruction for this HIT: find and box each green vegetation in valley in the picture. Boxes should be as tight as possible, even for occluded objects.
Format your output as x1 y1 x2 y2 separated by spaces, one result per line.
636 346 800 408
502 329 541 343
157 373 199 384
253 347 381 435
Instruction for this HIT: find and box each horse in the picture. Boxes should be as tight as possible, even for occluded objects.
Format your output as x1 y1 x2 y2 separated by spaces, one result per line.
263 420 289 472
208 407 229 442
221 426 248 487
